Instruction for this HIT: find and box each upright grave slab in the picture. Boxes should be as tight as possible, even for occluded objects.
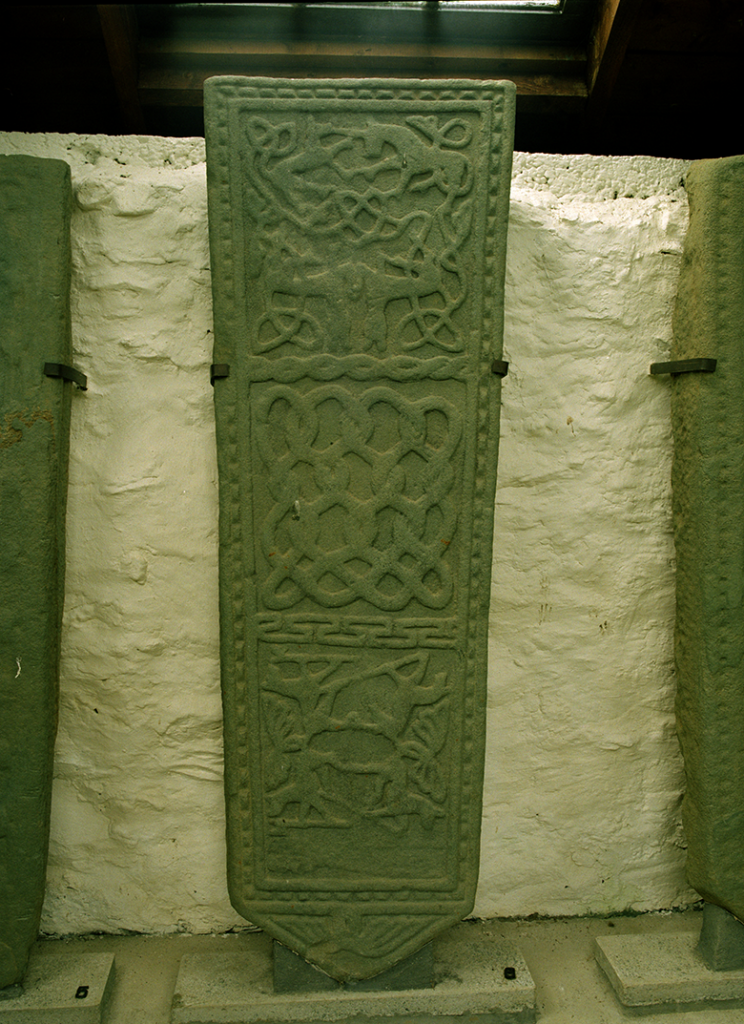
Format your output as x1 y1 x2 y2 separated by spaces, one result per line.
0 156 74 989
672 155 744 943
205 77 515 982
597 154 744 1009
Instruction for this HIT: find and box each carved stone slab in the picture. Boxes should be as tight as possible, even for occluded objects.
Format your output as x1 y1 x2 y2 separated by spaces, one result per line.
205 77 515 981
0 156 73 987
672 155 744 922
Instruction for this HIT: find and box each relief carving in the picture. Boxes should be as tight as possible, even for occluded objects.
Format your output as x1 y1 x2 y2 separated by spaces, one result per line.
242 114 475 355
254 383 460 612
261 650 450 834
206 77 515 981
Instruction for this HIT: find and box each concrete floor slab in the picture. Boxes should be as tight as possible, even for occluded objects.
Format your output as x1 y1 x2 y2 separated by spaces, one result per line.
171 924 535 1024
25 909 744 1024
0 952 114 1024
595 931 744 1009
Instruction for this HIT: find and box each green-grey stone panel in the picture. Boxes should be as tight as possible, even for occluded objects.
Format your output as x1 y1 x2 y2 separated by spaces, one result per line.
205 77 515 981
0 156 73 987
673 155 744 922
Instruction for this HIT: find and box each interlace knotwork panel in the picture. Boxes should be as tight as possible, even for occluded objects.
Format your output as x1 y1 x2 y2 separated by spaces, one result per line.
242 113 475 356
254 382 461 612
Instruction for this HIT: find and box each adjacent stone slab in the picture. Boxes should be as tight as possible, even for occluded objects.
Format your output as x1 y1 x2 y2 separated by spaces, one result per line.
172 924 534 1024
0 156 73 988
671 155 744 921
204 77 515 981
0 953 114 1024
595 932 744 1010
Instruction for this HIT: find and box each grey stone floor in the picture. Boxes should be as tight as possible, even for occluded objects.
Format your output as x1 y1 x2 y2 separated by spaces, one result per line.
24 908 744 1023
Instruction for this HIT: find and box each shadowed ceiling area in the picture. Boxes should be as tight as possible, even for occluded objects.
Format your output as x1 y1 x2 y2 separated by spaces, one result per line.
4 1 743 158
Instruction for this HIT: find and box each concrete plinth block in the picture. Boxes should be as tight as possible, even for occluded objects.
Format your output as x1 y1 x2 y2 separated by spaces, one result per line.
172 925 534 1024
0 953 114 1024
595 932 744 1010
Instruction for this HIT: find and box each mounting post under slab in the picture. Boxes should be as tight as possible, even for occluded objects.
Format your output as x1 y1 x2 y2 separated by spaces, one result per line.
698 903 744 971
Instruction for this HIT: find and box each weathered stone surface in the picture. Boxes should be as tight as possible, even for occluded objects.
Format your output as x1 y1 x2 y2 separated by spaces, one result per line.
205 77 515 980
0 157 73 987
672 155 744 923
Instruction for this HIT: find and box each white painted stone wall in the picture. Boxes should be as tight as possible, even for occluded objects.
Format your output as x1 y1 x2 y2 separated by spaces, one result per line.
0 132 698 935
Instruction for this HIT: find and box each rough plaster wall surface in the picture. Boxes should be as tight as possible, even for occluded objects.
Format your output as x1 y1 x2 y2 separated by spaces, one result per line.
484 152 696 919
0 133 698 934
0 132 240 935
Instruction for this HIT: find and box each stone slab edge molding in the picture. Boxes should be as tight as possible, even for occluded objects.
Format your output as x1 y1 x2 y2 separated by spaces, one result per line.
204 76 516 981
672 154 744 921
0 156 74 987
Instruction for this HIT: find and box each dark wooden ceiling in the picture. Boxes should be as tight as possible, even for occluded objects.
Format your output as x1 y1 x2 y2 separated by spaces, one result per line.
3 2 743 159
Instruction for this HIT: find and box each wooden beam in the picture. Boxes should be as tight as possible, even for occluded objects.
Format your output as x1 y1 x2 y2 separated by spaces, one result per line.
137 40 586 105
139 67 586 109
97 4 145 132
139 38 585 72
586 0 644 125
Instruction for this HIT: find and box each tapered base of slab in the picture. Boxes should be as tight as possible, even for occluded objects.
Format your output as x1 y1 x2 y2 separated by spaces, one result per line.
172 925 534 1024
595 932 744 1010
0 953 114 1024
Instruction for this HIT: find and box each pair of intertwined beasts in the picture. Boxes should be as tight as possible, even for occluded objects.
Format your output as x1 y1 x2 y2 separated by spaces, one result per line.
261 650 451 835
243 113 477 354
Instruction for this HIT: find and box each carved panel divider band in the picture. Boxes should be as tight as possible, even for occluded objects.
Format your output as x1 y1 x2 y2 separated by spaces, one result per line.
205 77 515 981
672 155 744 922
0 156 73 989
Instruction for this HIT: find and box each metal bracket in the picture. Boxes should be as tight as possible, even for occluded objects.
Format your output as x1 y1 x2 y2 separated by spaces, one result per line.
44 362 87 390
650 358 717 376
211 363 230 385
491 359 509 378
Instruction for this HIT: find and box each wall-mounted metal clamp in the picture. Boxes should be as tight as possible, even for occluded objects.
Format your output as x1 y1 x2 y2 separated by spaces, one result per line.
491 359 509 378
650 358 717 376
211 363 230 385
44 362 87 390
